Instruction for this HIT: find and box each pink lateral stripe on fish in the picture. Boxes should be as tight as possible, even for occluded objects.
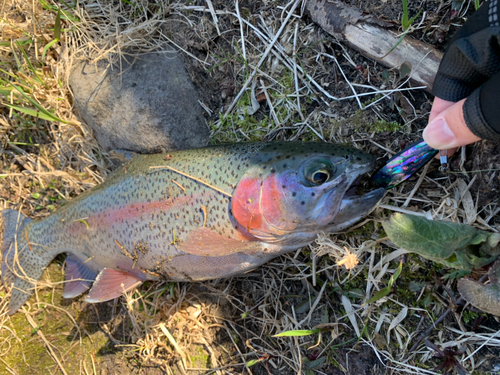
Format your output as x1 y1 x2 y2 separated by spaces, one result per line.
0 142 385 314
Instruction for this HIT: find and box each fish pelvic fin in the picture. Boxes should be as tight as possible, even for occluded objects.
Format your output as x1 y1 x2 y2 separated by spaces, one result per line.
0 209 51 315
63 254 97 299
85 268 143 303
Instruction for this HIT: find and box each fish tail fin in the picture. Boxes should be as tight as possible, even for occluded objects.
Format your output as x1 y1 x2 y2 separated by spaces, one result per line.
1 209 51 315
1 209 32 285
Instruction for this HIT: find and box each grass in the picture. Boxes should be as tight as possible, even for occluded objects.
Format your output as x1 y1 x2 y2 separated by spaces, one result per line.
1 0 499 374
380 0 423 58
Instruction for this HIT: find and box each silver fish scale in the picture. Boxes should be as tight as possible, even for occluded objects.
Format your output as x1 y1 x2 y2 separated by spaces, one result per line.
2 142 387 314
20 143 273 280
19 141 375 279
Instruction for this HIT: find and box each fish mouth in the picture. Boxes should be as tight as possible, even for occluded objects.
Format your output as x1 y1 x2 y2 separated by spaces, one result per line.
343 176 363 197
342 157 377 197
327 187 385 233
323 160 385 232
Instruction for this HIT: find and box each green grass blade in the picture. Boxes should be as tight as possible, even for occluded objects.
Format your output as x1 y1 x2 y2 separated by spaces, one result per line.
8 83 67 122
10 42 22 71
0 39 33 47
407 8 423 28
38 0 80 22
401 0 409 30
391 260 403 283
42 39 60 61
4 103 61 122
366 287 391 305
15 41 43 83
246 358 265 367
0 68 19 80
273 329 322 337
365 261 403 304
54 10 61 40
380 31 408 59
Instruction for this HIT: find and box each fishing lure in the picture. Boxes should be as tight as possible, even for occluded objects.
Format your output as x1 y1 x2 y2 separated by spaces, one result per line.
372 140 444 189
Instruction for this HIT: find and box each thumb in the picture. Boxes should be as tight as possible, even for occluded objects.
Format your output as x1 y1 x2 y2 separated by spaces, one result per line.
423 99 481 149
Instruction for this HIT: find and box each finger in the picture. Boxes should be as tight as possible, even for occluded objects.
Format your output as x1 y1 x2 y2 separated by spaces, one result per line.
423 99 481 149
428 97 455 123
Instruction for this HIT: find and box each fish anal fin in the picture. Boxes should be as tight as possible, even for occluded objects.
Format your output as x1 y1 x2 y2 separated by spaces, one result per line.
179 227 263 257
85 268 143 303
63 254 97 298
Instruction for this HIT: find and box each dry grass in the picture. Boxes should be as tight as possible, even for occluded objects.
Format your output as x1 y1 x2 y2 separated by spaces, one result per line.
0 0 499 374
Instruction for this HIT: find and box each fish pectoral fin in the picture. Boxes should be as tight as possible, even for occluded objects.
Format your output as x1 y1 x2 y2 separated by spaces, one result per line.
85 268 143 303
179 227 263 257
63 254 97 299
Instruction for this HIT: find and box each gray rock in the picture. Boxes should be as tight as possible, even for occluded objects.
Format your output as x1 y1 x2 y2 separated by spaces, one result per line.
69 50 209 153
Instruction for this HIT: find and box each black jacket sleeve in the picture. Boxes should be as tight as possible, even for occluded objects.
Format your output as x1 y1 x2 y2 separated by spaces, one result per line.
432 0 500 142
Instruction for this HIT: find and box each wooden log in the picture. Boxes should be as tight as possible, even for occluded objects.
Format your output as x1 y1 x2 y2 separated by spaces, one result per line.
306 0 443 93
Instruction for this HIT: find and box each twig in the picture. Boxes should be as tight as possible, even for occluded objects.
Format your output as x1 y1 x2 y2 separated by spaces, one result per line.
403 162 431 207
149 165 232 197
159 323 188 374
259 79 279 127
224 0 302 116
292 21 304 121
172 180 186 192
378 204 429 217
205 0 221 35
235 0 246 61
319 53 362 109
406 274 489 357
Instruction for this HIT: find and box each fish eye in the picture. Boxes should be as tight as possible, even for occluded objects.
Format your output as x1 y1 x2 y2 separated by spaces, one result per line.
309 170 330 185
304 161 335 186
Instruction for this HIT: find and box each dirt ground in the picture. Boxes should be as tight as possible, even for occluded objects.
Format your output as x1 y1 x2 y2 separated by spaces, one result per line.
1 0 500 374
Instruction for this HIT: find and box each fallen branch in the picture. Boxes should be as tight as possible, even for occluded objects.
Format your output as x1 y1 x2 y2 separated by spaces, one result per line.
306 0 443 92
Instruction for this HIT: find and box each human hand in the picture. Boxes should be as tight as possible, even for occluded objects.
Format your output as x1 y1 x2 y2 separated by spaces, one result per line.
423 97 481 154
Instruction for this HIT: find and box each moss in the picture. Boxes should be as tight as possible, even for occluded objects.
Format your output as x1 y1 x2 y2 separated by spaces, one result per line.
188 345 211 368
461 310 480 324
368 119 401 133
0 263 110 374
210 70 321 144
330 110 401 136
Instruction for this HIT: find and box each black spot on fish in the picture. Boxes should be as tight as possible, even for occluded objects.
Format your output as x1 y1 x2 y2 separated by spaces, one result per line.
292 192 297 197
282 164 287 168
282 185 286 189
301 201 305 205
270 168 276 173
311 192 315 197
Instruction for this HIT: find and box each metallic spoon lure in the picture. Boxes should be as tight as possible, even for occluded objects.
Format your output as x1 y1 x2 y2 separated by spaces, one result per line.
371 140 445 190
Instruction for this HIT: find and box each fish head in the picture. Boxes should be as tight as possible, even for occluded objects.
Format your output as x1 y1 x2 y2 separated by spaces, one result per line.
231 142 385 245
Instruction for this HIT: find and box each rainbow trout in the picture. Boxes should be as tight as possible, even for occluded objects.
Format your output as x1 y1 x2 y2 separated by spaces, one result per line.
1 142 385 314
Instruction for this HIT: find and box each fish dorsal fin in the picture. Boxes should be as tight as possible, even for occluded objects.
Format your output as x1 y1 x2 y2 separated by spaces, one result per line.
179 227 263 257
63 254 97 298
85 268 143 303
